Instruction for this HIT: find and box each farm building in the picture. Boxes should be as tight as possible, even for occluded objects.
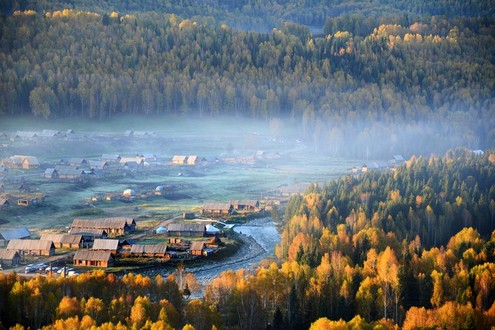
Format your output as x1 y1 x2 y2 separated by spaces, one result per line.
68 158 89 167
187 155 205 165
230 200 260 212
43 168 59 179
39 130 61 138
119 238 136 251
119 157 144 170
201 202 233 215
0 227 31 247
172 155 187 165
101 154 121 163
69 229 108 242
40 234 84 249
69 217 136 237
189 241 206 256
55 166 93 180
0 249 21 267
128 244 169 258
91 239 120 253
73 250 114 267
14 131 37 139
7 239 55 256
89 161 109 171
167 223 206 237
8 155 40 169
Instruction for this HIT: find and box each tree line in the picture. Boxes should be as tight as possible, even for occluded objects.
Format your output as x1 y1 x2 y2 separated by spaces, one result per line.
1 148 495 329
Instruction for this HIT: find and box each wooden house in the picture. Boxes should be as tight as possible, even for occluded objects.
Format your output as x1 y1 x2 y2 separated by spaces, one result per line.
101 154 121 163
189 241 206 256
69 158 89 167
230 200 260 212
201 202 233 215
14 131 37 139
7 239 55 256
167 223 205 237
172 155 187 165
361 164 368 173
43 168 59 179
55 166 93 180
0 249 21 267
91 239 120 253
17 194 45 207
119 238 136 252
8 155 40 169
89 160 109 171
69 229 108 244
0 227 31 247
69 217 136 237
40 234 84 249
129 244 169 258
39 130 61 138
119 157 144 169
73 250 114 267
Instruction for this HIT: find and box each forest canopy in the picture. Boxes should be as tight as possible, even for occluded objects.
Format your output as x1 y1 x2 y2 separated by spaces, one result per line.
0 8 494 156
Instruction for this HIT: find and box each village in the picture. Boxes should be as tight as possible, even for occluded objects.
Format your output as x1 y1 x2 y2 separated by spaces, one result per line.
0 127 404 277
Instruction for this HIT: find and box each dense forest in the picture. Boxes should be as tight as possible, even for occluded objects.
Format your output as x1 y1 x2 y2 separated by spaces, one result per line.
1 149 495 329
0 3 494 156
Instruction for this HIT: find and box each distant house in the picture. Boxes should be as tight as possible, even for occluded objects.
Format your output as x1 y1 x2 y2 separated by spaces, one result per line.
73 250 114 267
0 227 31 247
187 155 199 165
14 131 37 139
101 154 121 163
8 155 40 169
39 130 61 138
172 155 187 165
7 239 55 256
119 157 144 169
69 229 108 243
255 150 266 159
167 223 206 237
40 234 84 249
55 166 92 180
44 168 59 179
230 200 260 212
351 166 359 173
69 158 89 167
17 195 45 207
89 160 109 171
92 239 120 253
139 153 158 162
361 164 368 173
119 238 136 252
70 217 136 237
0 249 21 267
189 241 206 256
129 244 169 258
201 202 233 215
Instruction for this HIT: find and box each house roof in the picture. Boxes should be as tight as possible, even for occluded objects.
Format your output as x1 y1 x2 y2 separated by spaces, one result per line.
0 198 9 206
74 250 113 262
101 154 121 161
187 155 198 163
69 158 88 165
10 155 40 166
206 224 220 233
39 129 61 137
130 244 168 254
190 241 206 251
56 166 85 177
0 249 19 260
0 227 31 241
92 239 119 251
202 202 233 211
7 239 54 251
40 234 83 245
15 131 37 138
89 161 108 169
71 217 135 230
230 200 259 207
167 223 205 232
172 155 187 163
70 228 107 237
